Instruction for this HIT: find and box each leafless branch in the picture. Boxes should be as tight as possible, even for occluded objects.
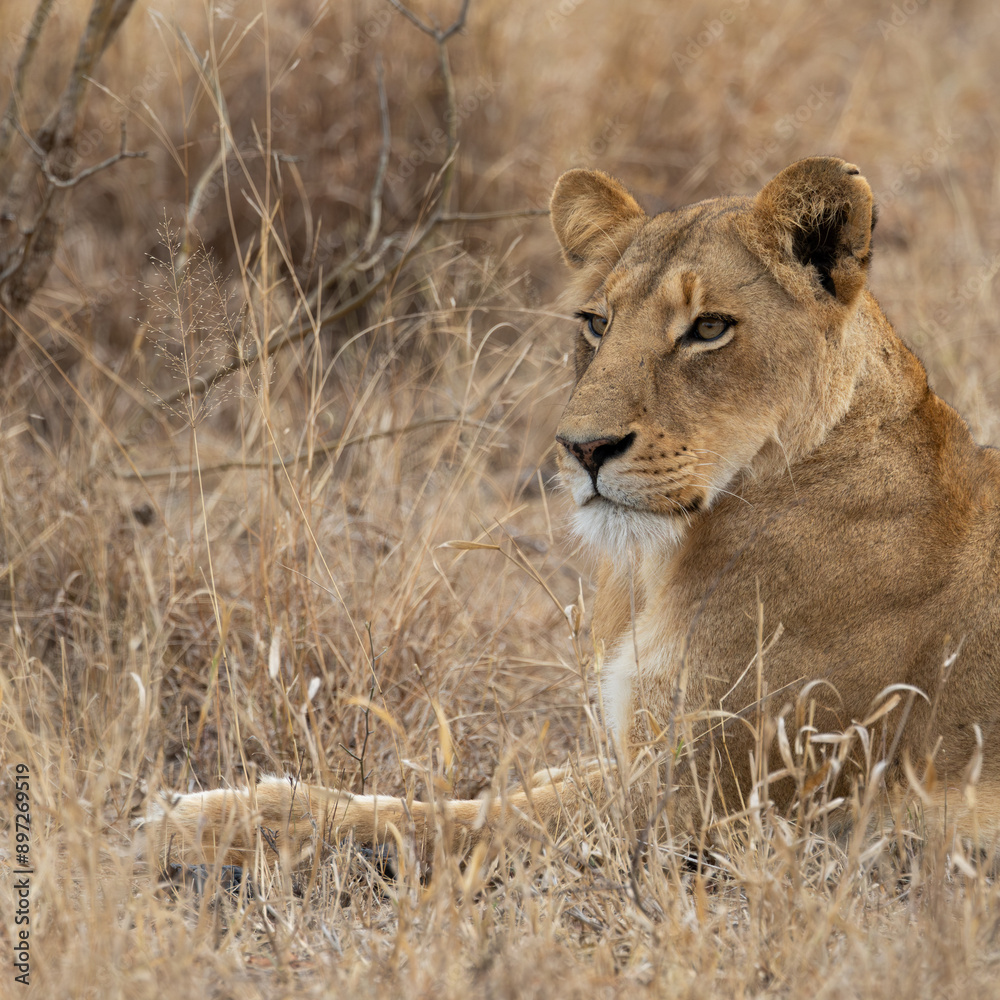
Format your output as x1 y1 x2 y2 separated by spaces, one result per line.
0 0 141 364
36 0 139 158
440 0 472 41
437 36 459 207
386 1 433 35
38 120 146 189
0 0 56 166
386 0 470 43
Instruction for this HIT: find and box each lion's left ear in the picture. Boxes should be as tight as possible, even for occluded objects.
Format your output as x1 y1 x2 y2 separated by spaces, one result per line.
743 157 875 307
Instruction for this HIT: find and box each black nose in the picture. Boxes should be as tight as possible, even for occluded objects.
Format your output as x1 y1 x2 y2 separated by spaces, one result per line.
556 433 635 480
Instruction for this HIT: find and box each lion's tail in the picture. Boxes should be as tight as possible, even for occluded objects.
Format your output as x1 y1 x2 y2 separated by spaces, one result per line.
140 764 616 871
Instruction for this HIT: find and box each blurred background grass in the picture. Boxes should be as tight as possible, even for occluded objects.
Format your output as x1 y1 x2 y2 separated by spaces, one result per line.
1 0 1000 996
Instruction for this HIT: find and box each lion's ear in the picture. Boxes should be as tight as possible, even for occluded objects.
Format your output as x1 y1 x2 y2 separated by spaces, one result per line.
746 157 874 307
550 170 646 272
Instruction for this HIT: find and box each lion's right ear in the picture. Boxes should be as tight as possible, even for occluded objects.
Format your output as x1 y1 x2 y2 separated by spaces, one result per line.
550 170 646 272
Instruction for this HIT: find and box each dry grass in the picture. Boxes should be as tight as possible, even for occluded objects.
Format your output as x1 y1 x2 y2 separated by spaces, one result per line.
2 0 1000 995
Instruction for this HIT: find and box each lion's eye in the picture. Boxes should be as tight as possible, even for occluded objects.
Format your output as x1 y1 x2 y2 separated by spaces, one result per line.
690 316 732 341
588 314 608 337
575 311 609 340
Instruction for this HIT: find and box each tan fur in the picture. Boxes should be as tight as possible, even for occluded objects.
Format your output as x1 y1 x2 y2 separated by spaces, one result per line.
144 766 615 870
552 157 1000 842
145 158 1000 869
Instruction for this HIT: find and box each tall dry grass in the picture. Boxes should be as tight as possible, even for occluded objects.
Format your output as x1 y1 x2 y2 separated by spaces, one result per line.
2 0 1000 996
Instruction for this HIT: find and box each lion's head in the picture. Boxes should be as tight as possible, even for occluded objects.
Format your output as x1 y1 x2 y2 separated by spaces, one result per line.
550 157 876 553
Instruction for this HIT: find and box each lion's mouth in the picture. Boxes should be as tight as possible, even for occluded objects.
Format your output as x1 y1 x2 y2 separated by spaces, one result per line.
581 488 702 516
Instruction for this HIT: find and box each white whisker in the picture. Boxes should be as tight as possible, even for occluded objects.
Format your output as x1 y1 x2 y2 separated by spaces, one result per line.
771 432 798 496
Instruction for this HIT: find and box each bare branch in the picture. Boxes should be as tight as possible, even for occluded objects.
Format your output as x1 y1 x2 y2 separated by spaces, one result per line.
437 33 459 207
39 121 146 189
96 0 137 58
11 119 45 159
386 0 470 43
0 0 57 166
385 2 470 206
385 0 436 38
39 0 141 156
439 0 472 43
0 0 141 364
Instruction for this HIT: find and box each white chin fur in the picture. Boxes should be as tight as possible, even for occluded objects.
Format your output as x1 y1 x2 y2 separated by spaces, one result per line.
571 499 686 557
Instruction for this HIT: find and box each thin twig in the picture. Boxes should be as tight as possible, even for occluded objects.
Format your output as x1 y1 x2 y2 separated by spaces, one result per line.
38 120 146 188
386 0 436 35
437 36 459 208
439 0 472 42
362 57 391 256
10 119 45 159
387 0 470 42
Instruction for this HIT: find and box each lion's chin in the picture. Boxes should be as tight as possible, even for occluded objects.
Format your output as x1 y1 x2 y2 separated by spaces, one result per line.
571 498 687 557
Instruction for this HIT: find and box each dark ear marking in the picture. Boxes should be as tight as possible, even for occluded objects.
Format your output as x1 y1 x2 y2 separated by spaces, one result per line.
791 205 848 297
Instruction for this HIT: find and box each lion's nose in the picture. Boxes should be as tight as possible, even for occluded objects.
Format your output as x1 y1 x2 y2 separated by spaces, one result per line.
556 433 635 480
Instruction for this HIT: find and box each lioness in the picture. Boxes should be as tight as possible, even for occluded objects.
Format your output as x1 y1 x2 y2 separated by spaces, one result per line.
147 157 1000 869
